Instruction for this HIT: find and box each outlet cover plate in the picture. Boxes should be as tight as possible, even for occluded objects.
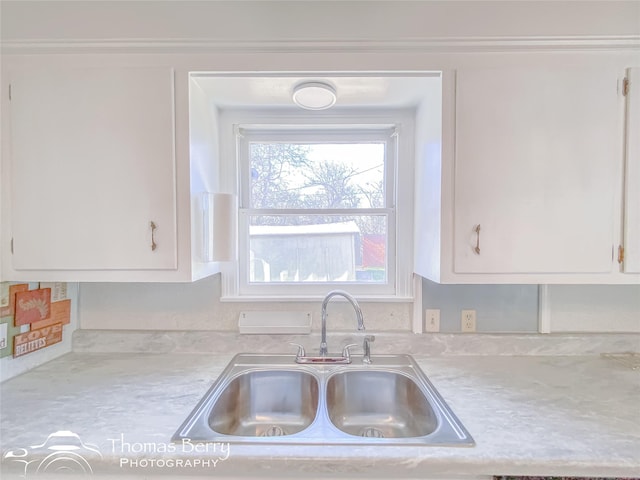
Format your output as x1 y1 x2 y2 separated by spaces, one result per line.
425 309 440 332
461 309 476 332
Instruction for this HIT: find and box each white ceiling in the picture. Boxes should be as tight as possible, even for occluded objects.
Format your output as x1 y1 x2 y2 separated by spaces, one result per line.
192 74 441 109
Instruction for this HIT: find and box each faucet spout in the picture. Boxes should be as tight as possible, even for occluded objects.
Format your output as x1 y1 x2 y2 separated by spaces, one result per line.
320 290 365 356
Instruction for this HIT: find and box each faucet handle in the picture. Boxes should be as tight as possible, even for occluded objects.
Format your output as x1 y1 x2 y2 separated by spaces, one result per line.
289 343 306 359
363 335 375 364
341 343 358 361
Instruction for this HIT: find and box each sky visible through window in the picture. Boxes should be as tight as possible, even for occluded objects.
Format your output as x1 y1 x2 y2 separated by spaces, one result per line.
250 142 385 210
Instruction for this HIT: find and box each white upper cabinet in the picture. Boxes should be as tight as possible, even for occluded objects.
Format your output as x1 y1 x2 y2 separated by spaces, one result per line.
416 66 635 283
9 67 178 272
454 67 618 274
2 66 222 282
623 67 640 274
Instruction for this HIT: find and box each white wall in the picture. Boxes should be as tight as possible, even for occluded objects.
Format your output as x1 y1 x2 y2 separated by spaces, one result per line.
2 1 639 46
2 1 639 338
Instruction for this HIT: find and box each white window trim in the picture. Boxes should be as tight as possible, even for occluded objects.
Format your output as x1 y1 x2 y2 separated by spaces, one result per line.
219 109 415 301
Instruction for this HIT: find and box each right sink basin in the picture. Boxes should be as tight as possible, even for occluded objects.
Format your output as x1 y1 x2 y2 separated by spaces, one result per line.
326 370 438 438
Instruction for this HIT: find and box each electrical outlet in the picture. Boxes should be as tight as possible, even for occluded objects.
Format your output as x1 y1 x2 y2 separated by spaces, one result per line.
461 309 476 332
424 309 440 332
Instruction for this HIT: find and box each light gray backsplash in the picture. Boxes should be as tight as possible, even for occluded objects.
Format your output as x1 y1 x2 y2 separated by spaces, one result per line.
78 275 412 332
78 275 638 334
548 284 640 332
422 279 539 332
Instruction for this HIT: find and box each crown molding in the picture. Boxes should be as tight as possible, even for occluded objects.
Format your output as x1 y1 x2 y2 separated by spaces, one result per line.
2 35 639 55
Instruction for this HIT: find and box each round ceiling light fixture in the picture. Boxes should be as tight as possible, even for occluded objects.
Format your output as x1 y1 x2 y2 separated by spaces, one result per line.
292 81 337 110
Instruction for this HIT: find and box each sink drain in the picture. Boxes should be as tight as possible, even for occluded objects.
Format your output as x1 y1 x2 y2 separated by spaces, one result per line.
360 427 385 438
261 425 285 437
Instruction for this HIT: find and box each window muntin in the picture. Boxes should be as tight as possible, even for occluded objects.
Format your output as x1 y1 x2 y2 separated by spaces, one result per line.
238 127 397 296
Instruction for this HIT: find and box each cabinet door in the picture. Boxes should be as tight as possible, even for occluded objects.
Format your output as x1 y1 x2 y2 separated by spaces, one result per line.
10 67 177 270
454 67 619 274
623 67 640 273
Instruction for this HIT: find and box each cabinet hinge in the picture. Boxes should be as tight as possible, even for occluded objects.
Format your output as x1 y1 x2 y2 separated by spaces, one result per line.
623 77 629 97
618 245 625 264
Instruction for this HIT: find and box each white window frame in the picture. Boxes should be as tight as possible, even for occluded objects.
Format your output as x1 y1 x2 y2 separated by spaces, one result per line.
220 110 415 301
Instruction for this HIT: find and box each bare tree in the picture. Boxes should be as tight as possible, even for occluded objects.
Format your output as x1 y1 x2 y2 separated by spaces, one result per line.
250 143 310 224
249 143 385 234
301 160 361 208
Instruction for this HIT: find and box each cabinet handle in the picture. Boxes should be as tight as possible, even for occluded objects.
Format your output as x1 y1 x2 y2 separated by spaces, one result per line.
474 224 481 255
150 221 157 251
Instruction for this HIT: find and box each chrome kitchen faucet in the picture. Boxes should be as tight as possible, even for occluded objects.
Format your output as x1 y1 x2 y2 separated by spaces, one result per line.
291 290 366 364
320 290 365 356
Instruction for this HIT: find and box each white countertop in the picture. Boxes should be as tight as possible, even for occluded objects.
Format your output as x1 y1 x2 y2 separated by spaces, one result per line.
1 348 639 479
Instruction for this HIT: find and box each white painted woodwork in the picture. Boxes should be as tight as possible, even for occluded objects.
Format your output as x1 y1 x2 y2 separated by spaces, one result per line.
623 67 640 273
188 77 226 280
415 67 638 283
10 67 178 271
2 1 638 52
454 67 619 274
1 31 638 285
193 75 440 109
414 74 445 283
3 67 225 282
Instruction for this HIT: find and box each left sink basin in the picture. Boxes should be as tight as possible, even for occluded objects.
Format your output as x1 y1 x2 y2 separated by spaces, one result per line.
209 370 319 437
173 355 324 443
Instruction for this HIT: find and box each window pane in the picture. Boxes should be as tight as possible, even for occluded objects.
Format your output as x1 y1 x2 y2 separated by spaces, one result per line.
248 215 387 283
249 143 385 209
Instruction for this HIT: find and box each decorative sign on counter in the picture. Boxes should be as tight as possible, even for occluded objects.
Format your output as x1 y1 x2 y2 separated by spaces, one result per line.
0 283 72 361
0 322 7 350
1 283 9 308
40 282 69 302
13 323 63 358
32 299 71 330
0 284 29 318
14 288 51 326
0 317 24 359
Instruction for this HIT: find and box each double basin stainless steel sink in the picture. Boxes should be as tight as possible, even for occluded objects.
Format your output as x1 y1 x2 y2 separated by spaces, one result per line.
173 353 474 446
